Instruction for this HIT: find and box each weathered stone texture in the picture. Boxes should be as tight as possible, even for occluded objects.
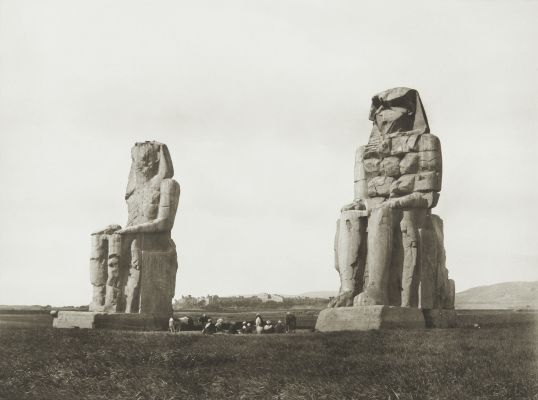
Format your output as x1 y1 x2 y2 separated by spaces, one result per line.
53 311 169 330
327 87 455 330
139 246 178 314
329 210 367 307
367 176 395 197
316 306 426 331
88 141 180 317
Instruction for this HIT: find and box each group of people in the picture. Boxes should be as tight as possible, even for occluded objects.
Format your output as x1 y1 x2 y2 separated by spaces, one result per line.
202 312 297 335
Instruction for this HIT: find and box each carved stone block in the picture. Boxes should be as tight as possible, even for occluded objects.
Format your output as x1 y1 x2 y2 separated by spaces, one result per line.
354 146 366 181
139 246 178 315
354 179 368 200
414 171 441 192
418 150 442 172
390 174 416 196
418 134 440 152
399 152 419 174
361 157 381 180
390 134 420 155
380 156 401 177
315 306 426 331
53 312 170 331
367 176 395 197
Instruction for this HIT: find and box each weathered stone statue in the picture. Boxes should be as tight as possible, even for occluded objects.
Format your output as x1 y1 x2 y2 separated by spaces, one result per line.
89 141 180 316
317 88 455 331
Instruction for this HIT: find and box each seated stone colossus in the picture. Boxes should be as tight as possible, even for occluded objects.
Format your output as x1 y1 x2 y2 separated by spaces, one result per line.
329 87 455 311
89 141 180 315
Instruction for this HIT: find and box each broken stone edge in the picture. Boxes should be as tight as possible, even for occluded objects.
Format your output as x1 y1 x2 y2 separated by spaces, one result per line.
52 311 170 331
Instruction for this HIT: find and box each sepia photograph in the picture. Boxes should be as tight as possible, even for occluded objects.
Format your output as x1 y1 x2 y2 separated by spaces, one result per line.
0 1 536 399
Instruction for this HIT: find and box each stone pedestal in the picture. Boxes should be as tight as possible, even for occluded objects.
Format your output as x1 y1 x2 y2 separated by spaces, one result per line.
315 306 457 331
52 311 170 331
315 306 425 331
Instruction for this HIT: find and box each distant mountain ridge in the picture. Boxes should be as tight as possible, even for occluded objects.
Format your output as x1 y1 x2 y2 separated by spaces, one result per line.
455 281 538 309
301 281 538 308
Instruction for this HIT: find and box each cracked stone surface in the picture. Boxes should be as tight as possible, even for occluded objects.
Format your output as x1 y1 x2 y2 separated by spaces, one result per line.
89 141 180 316
330 88 455 313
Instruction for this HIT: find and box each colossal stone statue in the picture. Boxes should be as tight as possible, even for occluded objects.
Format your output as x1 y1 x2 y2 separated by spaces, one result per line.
89 141 180 316
318 88 455 330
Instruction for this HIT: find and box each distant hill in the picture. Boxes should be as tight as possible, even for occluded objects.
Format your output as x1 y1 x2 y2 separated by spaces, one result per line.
456 281 538 309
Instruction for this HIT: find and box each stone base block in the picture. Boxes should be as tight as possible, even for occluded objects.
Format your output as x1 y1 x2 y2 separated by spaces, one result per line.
315 306 426 332
52 311 170 331
423 308 457 328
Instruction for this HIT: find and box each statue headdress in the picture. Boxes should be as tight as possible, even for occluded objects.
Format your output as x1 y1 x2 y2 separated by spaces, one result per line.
125 141 174 199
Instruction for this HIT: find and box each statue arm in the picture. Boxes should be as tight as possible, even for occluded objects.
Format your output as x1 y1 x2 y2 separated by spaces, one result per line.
118 179 180 234
382 191 438 209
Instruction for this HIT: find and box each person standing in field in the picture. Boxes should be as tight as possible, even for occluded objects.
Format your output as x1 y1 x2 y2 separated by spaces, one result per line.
169 317 175 333
285 312 296 333
198 313 209 327
255 313 264 334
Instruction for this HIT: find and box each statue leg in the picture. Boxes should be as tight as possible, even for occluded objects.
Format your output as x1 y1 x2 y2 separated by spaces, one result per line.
388 212 403 306
104 233 122 312
331 210 367 307
328 219 341 307
400 210 425 307
139 238 178 315
357 207 394 306
125 239 141 313
430 214 454 309
446 279 456 309
419 215 437 309
89 234 108 311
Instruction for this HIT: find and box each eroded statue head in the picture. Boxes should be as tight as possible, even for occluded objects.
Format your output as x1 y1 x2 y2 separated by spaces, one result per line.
369 87 429 136
125 141 174 199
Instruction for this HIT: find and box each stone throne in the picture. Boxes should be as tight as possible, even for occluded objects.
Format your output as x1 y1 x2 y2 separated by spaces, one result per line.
315 88 456 331
54 141 180 330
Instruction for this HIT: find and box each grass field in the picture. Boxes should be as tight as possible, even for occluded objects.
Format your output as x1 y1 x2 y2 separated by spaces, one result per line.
0 311 537 399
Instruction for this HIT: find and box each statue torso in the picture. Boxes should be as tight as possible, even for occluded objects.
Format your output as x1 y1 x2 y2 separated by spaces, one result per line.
126 181 161 226
357 131 442 205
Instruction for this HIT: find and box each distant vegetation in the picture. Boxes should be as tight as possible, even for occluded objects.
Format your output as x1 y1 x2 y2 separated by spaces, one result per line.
173 294 328 311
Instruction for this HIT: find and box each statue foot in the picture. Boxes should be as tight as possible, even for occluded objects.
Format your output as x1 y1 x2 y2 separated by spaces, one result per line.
355 288 387 306
330 291 356 307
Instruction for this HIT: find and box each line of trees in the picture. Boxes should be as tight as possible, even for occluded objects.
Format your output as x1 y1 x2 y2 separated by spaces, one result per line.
173 295 329 311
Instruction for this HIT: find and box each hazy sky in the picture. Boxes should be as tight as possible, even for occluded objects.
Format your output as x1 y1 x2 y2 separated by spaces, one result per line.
0 1 536 306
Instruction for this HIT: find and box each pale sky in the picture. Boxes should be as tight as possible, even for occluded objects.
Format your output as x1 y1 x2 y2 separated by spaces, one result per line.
0 0 536 306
